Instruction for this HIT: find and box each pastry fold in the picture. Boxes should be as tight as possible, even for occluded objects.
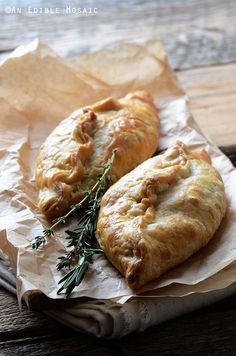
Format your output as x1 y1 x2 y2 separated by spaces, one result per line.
36 91 159 218
96 141 227 290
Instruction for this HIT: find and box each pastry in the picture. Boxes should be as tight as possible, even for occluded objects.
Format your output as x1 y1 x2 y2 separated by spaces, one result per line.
36 91 159 218
96 141 227 290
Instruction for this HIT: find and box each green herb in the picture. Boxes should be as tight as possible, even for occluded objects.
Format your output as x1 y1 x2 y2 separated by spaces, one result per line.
31 151 115 297
31 228 54 249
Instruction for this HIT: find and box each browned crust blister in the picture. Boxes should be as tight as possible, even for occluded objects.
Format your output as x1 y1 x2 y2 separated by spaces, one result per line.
36 91 159 219
96 141 227 290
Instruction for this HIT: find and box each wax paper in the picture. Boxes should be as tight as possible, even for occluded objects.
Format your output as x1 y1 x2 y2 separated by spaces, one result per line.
0 39 235 304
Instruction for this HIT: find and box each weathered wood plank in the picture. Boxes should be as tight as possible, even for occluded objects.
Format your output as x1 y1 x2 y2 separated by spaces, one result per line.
1 0 236 70
0 292 235 355
0 81 235 352
0 1 235 353
0 288 71 342
1 4 235 145
0 338 123 356
178 64 236 146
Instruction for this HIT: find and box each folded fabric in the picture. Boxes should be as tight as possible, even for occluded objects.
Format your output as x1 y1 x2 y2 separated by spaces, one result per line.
47 285 236 338
1 251 236 338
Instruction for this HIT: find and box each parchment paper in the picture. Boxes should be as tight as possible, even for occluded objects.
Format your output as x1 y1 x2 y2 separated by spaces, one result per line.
0 39 236 303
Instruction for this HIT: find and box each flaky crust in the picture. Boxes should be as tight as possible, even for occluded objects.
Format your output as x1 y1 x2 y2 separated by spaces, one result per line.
96 141 227 290
36 91 159 218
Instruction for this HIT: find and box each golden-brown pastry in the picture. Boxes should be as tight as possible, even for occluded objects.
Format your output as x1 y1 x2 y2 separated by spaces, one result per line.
96 141 227 290
36 91 159 218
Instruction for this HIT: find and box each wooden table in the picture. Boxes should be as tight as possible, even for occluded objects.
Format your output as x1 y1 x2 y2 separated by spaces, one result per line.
0 1 236 354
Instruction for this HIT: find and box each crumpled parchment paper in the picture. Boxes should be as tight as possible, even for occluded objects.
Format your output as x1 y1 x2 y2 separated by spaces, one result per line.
0 39 236 304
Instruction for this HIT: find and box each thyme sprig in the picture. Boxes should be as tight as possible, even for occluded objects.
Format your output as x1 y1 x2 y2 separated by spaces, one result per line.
31 152 115 297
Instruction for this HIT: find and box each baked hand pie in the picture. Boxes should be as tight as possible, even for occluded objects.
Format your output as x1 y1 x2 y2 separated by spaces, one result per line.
96 141 227 290
36 91 159 218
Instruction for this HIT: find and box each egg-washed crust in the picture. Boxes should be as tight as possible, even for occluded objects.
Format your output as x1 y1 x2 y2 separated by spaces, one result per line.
36 91 159 218
96 141 227 290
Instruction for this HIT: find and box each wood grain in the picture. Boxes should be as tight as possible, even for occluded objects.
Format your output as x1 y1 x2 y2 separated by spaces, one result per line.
0 0 236 353
0 287 236 355
178 63 236 146
0 289 68 342
1 0 236 70
1 2 235 146
0 148 235 353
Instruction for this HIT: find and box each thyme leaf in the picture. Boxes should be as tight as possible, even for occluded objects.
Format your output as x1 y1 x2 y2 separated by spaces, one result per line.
31 151 115 297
